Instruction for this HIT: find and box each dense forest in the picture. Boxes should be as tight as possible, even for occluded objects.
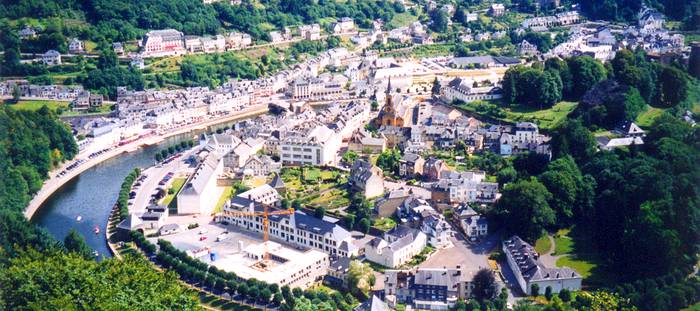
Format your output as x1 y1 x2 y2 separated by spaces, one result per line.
0 0 405 43
0 106 200 309
492 49 700 310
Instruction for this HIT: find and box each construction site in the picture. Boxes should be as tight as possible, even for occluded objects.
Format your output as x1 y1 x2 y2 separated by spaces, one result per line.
152 217 330 289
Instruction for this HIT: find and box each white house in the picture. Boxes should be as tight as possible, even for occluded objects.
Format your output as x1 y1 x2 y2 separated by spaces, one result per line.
42 50 62 66
458 206 487 240
333 17 355 34
503 236 582 295
350 159 385 198
177 152 223 215
68 38 84 54
365 225 427 268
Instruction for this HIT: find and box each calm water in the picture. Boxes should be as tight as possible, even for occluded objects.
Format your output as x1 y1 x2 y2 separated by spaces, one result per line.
32 119 250 258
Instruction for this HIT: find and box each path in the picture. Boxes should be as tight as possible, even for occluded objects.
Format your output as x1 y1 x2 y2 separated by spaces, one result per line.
538 235 561 267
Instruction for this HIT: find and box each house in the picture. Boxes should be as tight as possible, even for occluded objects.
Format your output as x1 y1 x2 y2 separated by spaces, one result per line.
458 206 487 240
596 136 644 151
348 129 387 153
423 158 448 181
130 57 145 69
113 42 125 55
420 213 454 248
71 91 104 111
431 171 499 204
365 225 427 268
68 38 84 54
503 236 582 295
325 256 352 288
517 40 539 56
270 31 285 43
357 295 392 311
441 77 503 104
399 153 425 179
638 7 665 33
239 155 281 177
177 152 223 215
18 26 37 39
42 50 62 66
269 173 286 194
490 3 505 16
350 159 385 198
374 189 411 218
384 267 474 310
333 17 355 34
299 24 322 41
614 121 645 138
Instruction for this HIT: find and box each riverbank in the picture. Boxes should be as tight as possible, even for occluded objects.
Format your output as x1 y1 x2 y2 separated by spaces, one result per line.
24 104 269 220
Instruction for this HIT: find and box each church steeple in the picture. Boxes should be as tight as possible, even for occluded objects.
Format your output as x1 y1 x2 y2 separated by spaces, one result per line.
386 77 392 94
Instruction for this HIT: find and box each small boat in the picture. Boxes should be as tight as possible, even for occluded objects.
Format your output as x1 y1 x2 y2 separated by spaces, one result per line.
76 216 82 222
94 226 100 234
93 250 99 257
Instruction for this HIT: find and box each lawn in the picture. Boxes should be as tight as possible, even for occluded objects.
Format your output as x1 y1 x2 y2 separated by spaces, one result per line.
373 217 397 232
534 235 552 254
551 226 609 285
683 302 700 311
388 12 419 29
161 178 186 206
454 100 577 131
6 100 69 112
635 106 664 128
553 228 573 255
214 186 234 213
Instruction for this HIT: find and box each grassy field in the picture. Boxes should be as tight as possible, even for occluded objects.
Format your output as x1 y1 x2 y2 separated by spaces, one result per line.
635 106 665 128
388 12 419 29
373 217 397 232
7 99 113 116
683 302 700 311
454 100 577 131
214 186 234 213
535 235 552 254
161 178 186 206
6 100 69 111
552 228 573 255
551 226 607 285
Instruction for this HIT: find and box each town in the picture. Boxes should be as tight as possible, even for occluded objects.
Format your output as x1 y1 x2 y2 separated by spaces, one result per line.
1 0 699 310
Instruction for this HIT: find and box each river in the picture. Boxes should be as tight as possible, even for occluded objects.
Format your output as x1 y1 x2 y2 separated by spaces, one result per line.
31 121 240 258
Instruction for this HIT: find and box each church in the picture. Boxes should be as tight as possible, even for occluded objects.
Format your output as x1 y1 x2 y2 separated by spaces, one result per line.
376 78 416 128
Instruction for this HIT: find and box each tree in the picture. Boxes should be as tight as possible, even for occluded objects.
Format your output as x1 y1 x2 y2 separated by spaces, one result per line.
559 288 572 302
342 151 359 163
497 166 517 186
346 260 373 296
545 286 553 300
567 56 607 99
63 229 93 259
260 288 272 303
550 119 597 162
10 85 21 104
429 9 449 32
531 284 540 296
653 65 688 108
494 178 555 241
431 77 441 95
358 218 371 234
0 250 199 310
472 268 499 301
274 292 284 305
368 273 376 291
315 207 326 219
344 214 356 230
